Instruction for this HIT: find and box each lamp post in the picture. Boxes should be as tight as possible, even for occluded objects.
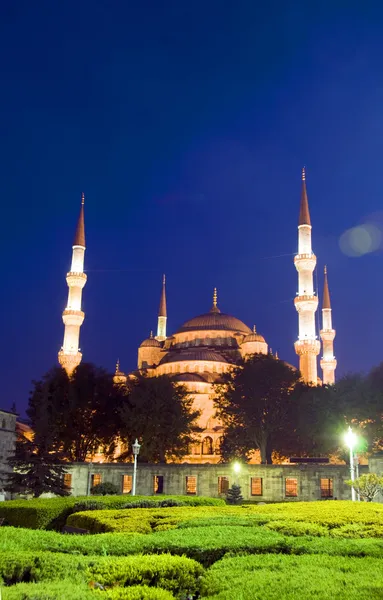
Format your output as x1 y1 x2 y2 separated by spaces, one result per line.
132 438 141 496
344 426 357 501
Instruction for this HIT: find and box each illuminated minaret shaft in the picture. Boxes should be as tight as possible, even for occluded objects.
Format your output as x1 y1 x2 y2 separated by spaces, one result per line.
156 274 167 341
294 169 320 384
320 266 337 384
58 194 87 374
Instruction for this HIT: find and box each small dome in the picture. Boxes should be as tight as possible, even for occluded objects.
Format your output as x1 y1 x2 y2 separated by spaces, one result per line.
140 334 161 348
242 326 266 344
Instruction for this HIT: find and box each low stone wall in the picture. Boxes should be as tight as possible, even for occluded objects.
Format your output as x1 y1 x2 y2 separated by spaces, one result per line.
66 462 369 501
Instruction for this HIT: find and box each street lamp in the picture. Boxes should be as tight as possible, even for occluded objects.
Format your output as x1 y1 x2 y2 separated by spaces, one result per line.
132 438 141 496
233 461 241 485
344 426 357 501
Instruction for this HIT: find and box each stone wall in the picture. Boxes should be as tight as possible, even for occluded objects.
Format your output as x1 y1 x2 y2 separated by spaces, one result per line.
66 462 368 501
0 409 17 497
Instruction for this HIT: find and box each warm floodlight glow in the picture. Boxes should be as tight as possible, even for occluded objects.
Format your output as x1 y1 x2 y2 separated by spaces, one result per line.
344 426 357 450
233 461 241 474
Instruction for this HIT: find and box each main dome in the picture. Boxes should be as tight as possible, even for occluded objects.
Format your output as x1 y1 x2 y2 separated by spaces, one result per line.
176 311 252 335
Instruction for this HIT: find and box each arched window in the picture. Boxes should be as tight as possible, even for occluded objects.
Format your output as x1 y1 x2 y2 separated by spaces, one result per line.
191 443 201 455
202 436 213 455
215 436 224 454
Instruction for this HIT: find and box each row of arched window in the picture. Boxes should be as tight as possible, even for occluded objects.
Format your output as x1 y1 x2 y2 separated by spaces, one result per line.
159 362 227 376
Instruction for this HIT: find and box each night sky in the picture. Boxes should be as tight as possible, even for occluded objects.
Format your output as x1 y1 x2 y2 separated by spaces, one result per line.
2 1 383 415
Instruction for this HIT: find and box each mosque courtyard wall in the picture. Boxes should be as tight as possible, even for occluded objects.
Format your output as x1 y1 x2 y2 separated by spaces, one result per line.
65 462 371 501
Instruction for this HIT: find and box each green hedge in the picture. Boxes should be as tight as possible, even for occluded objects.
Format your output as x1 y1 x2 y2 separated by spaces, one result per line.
0 495 224 530
2 581 175 599
67 506 249 534
200 553 383 599
0 551 202 597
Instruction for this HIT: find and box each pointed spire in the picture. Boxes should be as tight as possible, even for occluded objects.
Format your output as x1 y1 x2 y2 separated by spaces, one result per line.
299 167 311 226
210 287 220 313
323 266 331 309
158 274 167 317
73 193 86 247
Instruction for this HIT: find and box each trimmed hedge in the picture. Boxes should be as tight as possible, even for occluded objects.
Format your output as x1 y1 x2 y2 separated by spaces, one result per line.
67 506 251 534
0 551 202 596
200 553 383 599
2 581 175 599
0 495 224 530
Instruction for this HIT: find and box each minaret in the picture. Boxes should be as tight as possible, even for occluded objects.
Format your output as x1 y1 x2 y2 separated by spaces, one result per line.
156 274 167 341
294 169 320 384
320 266 337 384
58 194 87 375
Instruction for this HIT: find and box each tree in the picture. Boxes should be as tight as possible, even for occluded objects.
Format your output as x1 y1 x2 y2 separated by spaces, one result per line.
5 435 69 498
119 374 200 463
214 354 302 463
346 473 383 502
28 364 125 462
226 484 243 505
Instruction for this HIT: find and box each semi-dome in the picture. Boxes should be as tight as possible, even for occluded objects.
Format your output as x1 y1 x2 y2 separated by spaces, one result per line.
140 333 161 348
159 349 228 365
176 311 251 335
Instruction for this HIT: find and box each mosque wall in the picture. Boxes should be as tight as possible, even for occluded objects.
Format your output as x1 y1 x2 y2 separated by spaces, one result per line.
63 462 371 501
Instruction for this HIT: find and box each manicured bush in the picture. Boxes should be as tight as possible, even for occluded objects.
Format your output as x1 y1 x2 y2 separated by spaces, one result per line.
200 553 383 599
0 551 202 596
0 495 224 530
91 482 120 495
2 581 175 599
265 519 329 537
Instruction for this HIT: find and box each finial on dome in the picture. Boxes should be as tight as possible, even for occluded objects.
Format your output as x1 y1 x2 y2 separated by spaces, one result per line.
81 192 85 205
324 265 327 275
275 351 279 359
302 167 306 181
115 358 120 373
163 273 166 285
150 330 153 339
253 324 256 334
213 287 217 307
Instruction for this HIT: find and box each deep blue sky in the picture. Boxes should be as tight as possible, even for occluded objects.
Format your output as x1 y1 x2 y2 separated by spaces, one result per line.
1 1 383 414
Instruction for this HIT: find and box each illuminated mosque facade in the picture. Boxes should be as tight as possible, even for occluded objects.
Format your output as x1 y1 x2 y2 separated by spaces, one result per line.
58 170 336 463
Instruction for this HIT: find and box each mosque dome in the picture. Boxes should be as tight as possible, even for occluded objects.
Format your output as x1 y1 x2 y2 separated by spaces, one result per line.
140 333 161 348
242 326 266 344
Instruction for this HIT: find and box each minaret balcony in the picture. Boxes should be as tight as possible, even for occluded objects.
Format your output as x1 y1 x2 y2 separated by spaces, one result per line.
66 272 87 288
320 358 337 371
294 253 316 272
320 328 336 342
58 349 82 374
294 294 318 312
294 339 320 356
62 309 85 327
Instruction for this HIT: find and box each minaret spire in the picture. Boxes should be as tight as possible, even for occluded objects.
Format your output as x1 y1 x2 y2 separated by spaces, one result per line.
156 274 167 341
210 287 220 313
58 194 87 375
294 169 320 384
320 266 337 384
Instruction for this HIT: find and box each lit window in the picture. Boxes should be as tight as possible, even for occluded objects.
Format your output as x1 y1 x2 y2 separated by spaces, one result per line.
320 478 333 498
218 476 229 495
122 475 132 494
63 473 72 489
285 478 298 497
251 477 263 496
202 436 213 455
186 476 197 495
91 474 102 487
153 475 164 494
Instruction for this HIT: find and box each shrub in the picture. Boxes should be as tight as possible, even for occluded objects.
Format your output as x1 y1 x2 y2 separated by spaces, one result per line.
200 553 383 599
0 552 202 596
91 482 120 496
0 495 223 530
2 581 175 599
226 484 243 505
265 519 329 537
